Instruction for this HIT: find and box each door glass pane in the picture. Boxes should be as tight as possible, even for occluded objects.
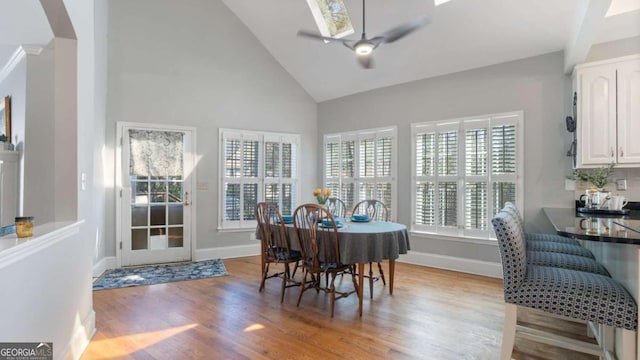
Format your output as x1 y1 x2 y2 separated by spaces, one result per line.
131 229 148 250
168 227 183 248
168 181 182 202
150 182 167 203
150 205 166 226
132 181 149 205
132 206 148 226
168 204 183 225
150 228 168 249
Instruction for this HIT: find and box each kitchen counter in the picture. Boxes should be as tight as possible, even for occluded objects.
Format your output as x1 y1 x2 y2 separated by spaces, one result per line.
544 207 640 244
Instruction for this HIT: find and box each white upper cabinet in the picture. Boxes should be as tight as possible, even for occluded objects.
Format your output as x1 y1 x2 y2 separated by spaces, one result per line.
574 55 640 168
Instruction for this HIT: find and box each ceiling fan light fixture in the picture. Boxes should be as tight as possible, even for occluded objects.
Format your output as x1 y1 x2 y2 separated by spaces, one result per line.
355 42 374 55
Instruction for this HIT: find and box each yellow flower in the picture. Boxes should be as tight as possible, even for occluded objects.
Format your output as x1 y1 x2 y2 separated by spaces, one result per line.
313 188 331 205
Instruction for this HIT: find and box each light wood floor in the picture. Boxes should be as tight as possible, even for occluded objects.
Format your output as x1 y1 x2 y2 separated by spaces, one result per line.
82 256 597 360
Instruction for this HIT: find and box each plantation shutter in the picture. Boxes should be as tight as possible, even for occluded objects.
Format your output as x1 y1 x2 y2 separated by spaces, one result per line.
414 125 436 230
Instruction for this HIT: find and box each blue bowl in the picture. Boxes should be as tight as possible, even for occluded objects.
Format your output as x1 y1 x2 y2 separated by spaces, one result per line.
352 215 370 222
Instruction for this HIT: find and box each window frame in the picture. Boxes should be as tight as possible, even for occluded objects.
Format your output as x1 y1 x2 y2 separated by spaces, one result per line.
411 111 524 240
323 126 397 220
218 128 300 231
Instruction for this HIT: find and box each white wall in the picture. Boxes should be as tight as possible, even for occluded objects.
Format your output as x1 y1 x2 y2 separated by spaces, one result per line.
105 0 317 257
318 51 574 263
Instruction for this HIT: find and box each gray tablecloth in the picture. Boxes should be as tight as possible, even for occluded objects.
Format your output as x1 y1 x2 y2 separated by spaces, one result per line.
276 219 410 265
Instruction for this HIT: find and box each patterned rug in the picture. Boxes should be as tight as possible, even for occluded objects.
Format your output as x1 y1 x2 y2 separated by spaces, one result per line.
93 259 227 290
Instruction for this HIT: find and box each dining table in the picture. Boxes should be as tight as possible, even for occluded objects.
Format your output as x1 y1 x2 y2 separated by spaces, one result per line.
263 218 411 317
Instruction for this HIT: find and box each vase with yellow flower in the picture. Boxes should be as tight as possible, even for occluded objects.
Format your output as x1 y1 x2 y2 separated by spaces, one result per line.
313 188 331 205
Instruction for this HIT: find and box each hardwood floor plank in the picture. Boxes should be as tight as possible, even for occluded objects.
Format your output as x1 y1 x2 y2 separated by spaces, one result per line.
82 256 598 360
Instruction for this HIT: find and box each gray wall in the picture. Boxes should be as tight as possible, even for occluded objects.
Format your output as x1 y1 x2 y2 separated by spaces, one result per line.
105 0 318 256
318 51 574 263
586 36 640 63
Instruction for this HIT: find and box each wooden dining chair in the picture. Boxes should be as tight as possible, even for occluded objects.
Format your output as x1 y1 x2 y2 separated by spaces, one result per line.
351 199 389 298
255 202 301 303
293 203 359 317
326 197 347 218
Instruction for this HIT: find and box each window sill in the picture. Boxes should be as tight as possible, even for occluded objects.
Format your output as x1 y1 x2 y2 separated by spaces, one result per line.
217 227 255 233
410 230 497 246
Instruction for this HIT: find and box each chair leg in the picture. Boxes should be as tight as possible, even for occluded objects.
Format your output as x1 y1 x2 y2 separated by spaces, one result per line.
329 273 336 318
280 263 289 303
377 261 386 285
501 303 517 360
297 269 308 307
259 263 269 292
369 262 374 299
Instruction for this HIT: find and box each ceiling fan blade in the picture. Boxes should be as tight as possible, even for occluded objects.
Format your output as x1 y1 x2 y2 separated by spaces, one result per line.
297 30 343 43
378 16 430 43
357 54 374 69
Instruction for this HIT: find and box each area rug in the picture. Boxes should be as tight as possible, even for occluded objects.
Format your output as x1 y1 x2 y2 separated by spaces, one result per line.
93 259 227 290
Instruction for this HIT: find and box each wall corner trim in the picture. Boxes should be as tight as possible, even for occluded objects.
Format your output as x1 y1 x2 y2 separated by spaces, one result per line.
0 45 44 84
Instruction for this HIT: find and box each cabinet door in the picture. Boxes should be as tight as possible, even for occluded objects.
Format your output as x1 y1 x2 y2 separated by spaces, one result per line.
617 59 640 164
576 66 617 166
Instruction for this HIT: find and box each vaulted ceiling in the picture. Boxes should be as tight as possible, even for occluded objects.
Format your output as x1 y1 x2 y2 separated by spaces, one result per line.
1 0 639 102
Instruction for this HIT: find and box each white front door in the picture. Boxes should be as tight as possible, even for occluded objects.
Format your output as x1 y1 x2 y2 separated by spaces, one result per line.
118 123 195 266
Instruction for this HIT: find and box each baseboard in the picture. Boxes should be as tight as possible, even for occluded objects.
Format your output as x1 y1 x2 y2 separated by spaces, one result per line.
92 256 117 278
194 243 260 261
61 309 96 360
398 251 503 278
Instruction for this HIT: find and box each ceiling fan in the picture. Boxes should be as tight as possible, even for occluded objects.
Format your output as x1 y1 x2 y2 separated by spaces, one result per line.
297 0 430 69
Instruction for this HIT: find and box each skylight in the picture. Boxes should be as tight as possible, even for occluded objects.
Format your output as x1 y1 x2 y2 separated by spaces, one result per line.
606 0 640 17
306 0 354 39
434 0 453 6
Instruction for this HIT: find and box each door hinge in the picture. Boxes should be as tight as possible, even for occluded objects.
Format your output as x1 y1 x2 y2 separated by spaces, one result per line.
120 137 123 146
120 189 122 198
119 241 122 250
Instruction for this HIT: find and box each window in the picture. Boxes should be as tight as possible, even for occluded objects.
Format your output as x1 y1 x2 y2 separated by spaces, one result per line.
306 0 354 39
219 129 299 229
412 112 523 239
324 127 396 219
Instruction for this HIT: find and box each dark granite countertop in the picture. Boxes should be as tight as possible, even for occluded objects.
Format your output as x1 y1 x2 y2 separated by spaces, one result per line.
544 207 640 244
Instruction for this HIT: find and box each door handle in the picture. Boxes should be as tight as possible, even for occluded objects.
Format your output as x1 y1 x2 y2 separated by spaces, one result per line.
184 191 191 206
620 147 624 157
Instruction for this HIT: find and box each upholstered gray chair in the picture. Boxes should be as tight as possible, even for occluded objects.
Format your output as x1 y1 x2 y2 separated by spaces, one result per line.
502 202 595 259
492 210 637 359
